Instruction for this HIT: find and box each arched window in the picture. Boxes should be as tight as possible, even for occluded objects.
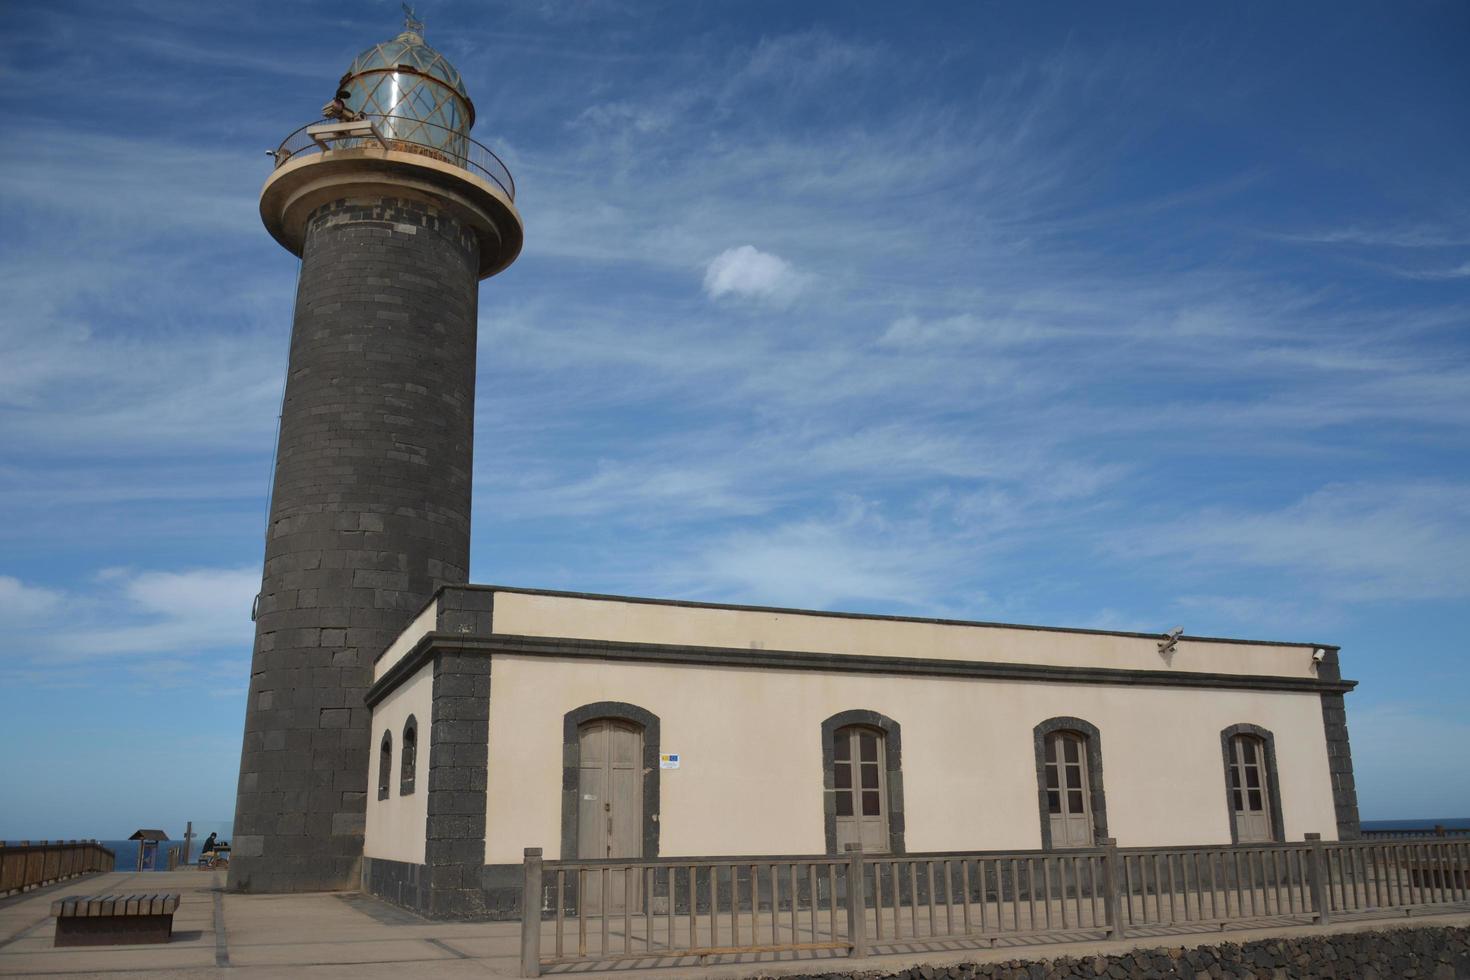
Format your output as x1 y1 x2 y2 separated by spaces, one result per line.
821 710 904 855
1033 717 1108 849
378 730 392 801
1221 724 1284 843
400 715 418 796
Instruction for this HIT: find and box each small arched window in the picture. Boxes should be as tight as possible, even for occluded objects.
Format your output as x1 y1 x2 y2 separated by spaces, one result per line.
378 730 392 801
400 716 418 796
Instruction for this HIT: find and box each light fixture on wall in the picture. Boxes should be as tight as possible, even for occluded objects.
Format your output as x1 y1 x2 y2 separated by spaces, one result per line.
1312 647 1327 665
1158 627 1184 657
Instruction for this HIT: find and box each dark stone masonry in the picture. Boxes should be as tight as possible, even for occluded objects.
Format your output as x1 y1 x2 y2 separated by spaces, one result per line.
755 926 1470 979
1314 648 1361 840
231 194 481 893
423 649 492 918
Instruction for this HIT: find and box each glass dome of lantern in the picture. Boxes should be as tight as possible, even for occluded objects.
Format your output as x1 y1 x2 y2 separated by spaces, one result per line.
335 6 475 165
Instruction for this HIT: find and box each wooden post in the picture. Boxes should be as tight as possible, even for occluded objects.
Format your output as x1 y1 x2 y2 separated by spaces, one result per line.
845 843 867 958
1100 838 1124 939
183 822 194 867
520 848 543 978
1306 833 1331 926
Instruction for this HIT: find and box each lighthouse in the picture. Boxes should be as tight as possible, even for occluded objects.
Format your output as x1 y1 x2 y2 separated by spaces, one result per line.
231 12 522 893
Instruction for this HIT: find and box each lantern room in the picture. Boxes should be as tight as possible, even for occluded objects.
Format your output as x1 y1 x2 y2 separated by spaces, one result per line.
334 11 475 162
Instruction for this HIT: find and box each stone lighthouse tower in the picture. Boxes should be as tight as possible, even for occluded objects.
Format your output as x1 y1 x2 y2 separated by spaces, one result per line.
231 13 521 892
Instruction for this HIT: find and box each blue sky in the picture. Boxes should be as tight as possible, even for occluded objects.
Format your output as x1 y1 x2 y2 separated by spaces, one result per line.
1 0 1467 838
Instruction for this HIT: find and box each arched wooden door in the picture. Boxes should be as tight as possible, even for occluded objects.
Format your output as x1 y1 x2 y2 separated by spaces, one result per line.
578 719 644 912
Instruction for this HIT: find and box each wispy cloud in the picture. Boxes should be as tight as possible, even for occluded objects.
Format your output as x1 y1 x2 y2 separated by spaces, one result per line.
1390 260 1470 281
0 567 257 671
1109 483 1470 602
0 576 64 623
0 129 264 236
664 497 968 610
1273 226 1470 248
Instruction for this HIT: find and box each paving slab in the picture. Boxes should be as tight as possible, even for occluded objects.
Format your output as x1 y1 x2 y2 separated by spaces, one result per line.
1 867 1465 978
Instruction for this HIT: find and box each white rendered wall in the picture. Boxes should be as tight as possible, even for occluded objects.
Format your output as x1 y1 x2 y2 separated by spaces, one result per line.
365 660 433 865
483 655 1339 865
491 591 1318 679
374 598 437 683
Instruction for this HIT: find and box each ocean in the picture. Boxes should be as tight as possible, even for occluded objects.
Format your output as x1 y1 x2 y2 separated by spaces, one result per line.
1360 817 1470 832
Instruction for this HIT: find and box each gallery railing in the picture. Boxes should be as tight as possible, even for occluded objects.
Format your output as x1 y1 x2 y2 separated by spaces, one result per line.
269 113 516 202
0 840 115 897
517 834 1470 976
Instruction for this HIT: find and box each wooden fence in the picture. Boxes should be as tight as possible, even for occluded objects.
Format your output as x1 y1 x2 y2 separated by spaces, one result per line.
518 834 1470 976
0 840 115 897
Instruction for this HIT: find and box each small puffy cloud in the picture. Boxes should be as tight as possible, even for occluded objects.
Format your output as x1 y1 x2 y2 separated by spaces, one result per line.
703 245 803 303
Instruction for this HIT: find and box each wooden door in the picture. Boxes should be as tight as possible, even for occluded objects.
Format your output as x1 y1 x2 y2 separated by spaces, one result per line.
1229 734 1273 842
1045 731 1093 847
578 719 643 912
833 726 889 853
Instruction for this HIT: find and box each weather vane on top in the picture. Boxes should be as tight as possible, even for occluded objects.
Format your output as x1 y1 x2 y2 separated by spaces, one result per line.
402 3 425 35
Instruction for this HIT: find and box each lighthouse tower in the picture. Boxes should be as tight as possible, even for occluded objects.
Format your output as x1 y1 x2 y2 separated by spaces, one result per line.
231 13 521 892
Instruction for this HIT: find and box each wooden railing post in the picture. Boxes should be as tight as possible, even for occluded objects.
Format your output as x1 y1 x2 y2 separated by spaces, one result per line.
844 843 867 958
1305 834 1331 926
1100 838 1124 939
520 848 543 978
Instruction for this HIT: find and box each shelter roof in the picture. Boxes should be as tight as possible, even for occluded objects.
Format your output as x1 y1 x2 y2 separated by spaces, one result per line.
128 829 169 841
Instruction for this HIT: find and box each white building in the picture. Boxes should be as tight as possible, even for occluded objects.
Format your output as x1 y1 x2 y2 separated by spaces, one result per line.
362 584 1358 918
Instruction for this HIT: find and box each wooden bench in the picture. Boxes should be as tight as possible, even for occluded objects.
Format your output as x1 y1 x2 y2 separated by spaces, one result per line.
50 893 179 946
